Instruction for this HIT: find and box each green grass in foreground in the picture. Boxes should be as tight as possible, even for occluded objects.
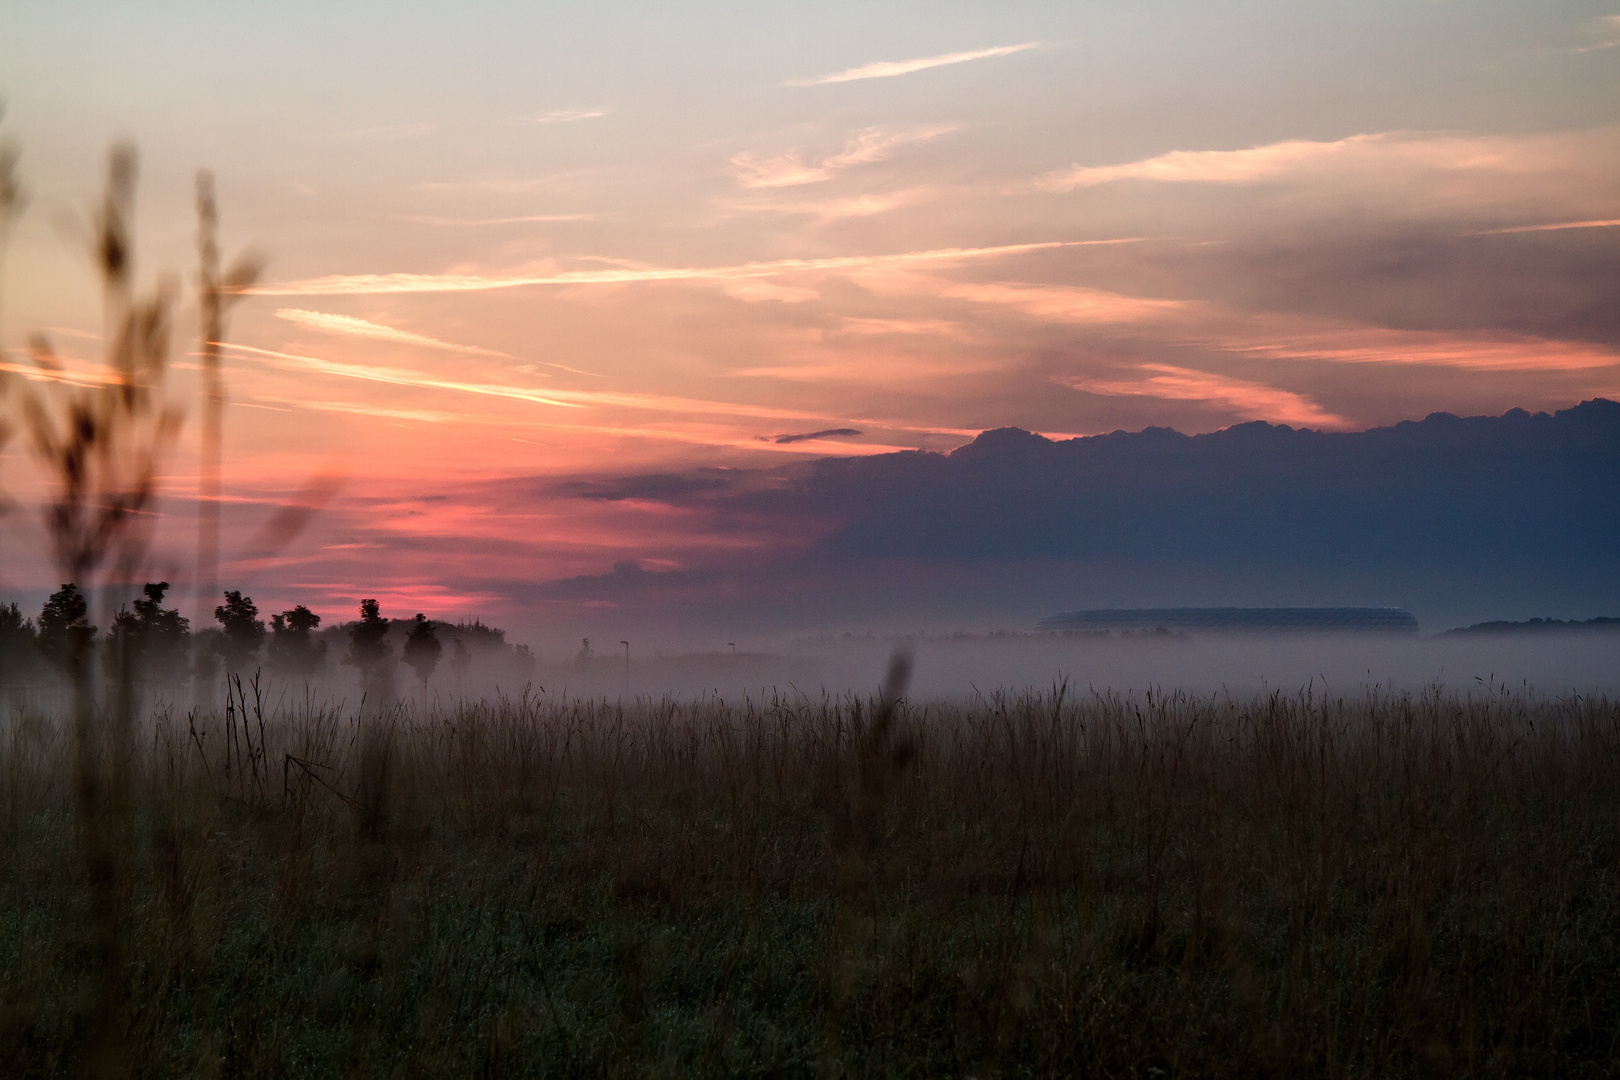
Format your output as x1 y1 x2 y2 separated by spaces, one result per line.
2 682 1619 1077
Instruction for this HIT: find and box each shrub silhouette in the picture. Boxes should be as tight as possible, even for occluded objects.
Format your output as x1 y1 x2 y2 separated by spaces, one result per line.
213 589 264 672
402 613 442 692
268 604 325 679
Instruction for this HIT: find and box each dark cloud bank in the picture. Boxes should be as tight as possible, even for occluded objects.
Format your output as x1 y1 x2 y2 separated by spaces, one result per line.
526 399 1620 638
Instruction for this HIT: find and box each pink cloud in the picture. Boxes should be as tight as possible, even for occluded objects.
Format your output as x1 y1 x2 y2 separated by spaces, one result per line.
1056 365 1351 429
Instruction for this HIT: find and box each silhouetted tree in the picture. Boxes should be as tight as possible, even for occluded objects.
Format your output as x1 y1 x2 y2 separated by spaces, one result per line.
111 582 190 684
0 602 41 684
345 598 394 699
402 613 442 693
213 589 265 672
268 604 326 679
37 584 95 674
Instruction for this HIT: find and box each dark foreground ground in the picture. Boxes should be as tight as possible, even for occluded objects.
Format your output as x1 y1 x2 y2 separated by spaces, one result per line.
3 678 1618 1077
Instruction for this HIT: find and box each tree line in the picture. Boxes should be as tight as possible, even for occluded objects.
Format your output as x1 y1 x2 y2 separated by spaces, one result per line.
0 585 533 692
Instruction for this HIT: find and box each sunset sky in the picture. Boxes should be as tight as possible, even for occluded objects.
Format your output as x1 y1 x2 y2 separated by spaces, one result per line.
2 2 1618 643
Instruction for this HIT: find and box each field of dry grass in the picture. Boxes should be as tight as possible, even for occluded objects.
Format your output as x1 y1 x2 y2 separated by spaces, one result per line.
2 663 1618 1078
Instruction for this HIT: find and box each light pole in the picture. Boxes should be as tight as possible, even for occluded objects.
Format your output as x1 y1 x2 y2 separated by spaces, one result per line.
727 642 736 656
620 640 630 689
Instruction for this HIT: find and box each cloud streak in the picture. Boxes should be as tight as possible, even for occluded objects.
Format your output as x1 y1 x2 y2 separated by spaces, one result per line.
789 43 1040 86
251 241 1082 296
274 309 512 357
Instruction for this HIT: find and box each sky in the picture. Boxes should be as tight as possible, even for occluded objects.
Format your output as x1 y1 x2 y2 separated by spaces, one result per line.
1 1 1618 646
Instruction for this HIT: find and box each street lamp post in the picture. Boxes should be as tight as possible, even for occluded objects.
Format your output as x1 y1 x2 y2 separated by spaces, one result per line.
620 640 630 689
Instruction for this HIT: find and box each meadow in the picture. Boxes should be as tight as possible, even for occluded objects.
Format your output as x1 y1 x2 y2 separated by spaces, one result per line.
3 664 1618 1078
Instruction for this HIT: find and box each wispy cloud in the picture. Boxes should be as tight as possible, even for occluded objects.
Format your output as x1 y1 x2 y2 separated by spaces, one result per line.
944 282 1186 323
414 171 589 193
769 428 862 445
350 122 437 140
1036 135 1392 190
730 127 953 188
945 278 1620 374
1574 14 1620 51
788 42 1040 86
401 213 594 226
1030 131 1563 192
512 361 605 379
1057 365 1350 429
730 188 932 221
274 309 511 357
836 317 966 338
1217 326 1620 372
229 343 855 422
524 108 608 123
718 280 821 303
228 343 584 408
1473 217 1620 235
257 396 490 425
251 241 1079 296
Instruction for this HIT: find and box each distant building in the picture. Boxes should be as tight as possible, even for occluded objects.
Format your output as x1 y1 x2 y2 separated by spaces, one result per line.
1037 607 1419 635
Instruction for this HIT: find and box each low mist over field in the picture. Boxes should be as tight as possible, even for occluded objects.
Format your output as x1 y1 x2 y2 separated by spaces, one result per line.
546 629 1620 702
